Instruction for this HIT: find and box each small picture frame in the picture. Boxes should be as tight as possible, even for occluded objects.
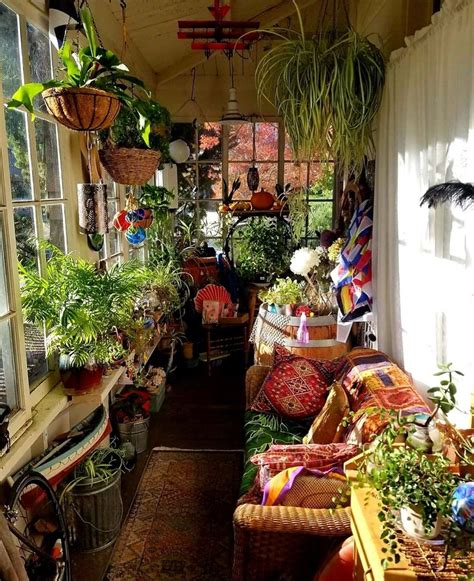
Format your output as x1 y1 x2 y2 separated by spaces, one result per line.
202 300 220 324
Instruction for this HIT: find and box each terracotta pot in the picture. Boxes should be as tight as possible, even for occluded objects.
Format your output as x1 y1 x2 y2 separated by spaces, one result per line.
42 87 120 131
251 188 275 211
59 361 103 392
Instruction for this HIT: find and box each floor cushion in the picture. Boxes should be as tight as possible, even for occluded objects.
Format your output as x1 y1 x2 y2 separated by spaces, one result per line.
251 344 335 420
303 382 350 444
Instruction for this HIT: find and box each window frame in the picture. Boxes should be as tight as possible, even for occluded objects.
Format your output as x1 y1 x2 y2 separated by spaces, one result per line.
0 0 74 425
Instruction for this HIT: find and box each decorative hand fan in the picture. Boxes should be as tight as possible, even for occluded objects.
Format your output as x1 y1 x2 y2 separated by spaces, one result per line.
194 284 231 313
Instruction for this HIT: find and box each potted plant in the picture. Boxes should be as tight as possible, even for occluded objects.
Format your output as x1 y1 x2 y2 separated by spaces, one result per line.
8 8 148 132
19 244 155 391
255 1 385 174
112 388 151 454
98 99 171 185
259 277 303 315
61 448 123 552
234 217 292 283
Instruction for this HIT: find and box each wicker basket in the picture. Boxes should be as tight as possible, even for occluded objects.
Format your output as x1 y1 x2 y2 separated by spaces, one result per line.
42 87 120 131
99 147 160 185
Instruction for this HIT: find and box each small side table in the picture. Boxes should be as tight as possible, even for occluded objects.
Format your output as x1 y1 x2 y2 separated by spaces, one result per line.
203 314 249 376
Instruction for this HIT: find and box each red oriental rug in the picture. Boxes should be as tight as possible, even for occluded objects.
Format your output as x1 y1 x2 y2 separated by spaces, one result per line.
106 448 242 580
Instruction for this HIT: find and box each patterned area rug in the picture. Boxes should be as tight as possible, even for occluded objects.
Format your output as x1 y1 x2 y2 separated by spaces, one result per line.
106 448 242 581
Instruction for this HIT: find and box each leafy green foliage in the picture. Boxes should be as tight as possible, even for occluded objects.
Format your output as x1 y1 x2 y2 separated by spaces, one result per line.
425 363 463 424
259 277 303 305
234 217 292 282
255 1 385 174
19 244 178 367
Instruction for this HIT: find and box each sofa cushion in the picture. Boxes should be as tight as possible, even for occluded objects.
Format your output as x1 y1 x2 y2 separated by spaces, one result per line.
303 382 349 444
240 411 310 496
250 344 335 420
336 347 430 443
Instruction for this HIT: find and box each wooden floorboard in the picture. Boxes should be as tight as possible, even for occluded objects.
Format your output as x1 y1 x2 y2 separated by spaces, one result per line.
71 359 246 580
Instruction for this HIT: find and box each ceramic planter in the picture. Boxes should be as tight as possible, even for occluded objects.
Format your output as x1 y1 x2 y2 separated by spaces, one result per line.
59 358 103 393
406 424 433 453
399 506 442 540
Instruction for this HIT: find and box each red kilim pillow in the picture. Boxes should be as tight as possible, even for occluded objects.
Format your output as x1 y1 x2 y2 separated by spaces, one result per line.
251 344 335 419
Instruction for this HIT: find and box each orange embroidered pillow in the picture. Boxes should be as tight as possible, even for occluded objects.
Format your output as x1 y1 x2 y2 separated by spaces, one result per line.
251 344 336 419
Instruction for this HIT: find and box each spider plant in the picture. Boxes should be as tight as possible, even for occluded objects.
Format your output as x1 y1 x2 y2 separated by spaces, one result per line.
255 0 385 174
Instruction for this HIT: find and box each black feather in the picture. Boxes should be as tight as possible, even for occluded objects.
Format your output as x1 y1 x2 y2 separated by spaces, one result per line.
420 181 474 208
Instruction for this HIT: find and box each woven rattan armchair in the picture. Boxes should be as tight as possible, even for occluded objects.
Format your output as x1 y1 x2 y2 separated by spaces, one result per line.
232 365 352 581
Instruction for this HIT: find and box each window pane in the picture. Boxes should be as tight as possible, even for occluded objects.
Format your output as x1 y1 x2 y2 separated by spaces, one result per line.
24 322 48 388
177 164 196 199
0 319 18 409
107 200 120 257
200 201 222 238
199 123 222 161
284 162 309 190
14 206 38 270
256 162 278 194
35 118 62 199
284 131 294 161
229 123 253 161
308 163 334 199
5 109 33 201
0 3 21 100
42 204 66 252
27 23 52 113
129 247 144 262
228 163 252 200
0 215 10 316
256 122 278 161
198 164 222 200
308 201 333 236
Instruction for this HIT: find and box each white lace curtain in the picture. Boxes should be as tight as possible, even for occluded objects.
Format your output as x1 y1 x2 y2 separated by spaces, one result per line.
374 0 474 426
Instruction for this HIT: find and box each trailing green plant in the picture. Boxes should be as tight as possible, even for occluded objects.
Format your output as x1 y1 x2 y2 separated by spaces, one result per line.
60 448 123 503
99 98 171 154
19 244 168 367
424 363 462 426
255 0 385 174
234 217 291 282
7 8 150 137
259 277 303 305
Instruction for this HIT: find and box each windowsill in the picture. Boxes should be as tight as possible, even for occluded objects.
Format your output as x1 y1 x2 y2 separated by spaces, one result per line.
0 385 68 481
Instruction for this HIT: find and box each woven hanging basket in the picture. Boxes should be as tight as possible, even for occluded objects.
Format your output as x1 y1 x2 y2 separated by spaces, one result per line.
42 87 121 131
99 147 161 185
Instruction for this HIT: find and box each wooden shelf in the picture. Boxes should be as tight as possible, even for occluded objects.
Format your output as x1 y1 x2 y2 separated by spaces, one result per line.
66 366 126 405
229 208 289 217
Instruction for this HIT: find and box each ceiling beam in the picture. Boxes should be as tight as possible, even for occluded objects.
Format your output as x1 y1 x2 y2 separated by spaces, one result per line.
155 0 316 88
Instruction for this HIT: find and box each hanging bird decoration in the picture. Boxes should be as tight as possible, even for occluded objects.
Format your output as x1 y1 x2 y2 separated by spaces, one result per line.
420 181 474 208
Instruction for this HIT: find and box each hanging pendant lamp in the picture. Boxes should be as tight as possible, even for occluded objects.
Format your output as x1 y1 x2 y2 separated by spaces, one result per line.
220 56 249 125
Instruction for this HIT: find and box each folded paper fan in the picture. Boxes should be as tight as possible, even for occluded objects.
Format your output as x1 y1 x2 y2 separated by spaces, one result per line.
194 284 231 313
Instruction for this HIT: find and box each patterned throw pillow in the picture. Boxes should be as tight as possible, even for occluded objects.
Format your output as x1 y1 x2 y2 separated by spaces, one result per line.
303 382 350 444
251 344 337 419
251 442 360 489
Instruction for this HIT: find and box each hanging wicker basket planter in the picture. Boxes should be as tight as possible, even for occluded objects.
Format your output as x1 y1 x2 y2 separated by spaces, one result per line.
99 147 161 185
42 87 121 131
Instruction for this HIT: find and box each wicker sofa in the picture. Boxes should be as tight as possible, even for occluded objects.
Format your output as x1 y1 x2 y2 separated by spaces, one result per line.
233 351 430 581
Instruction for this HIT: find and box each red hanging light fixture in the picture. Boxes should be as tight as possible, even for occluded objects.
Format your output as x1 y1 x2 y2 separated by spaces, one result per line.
177 0 260 56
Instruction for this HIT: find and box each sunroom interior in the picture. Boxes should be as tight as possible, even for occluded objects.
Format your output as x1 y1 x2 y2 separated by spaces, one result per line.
0 0 473 580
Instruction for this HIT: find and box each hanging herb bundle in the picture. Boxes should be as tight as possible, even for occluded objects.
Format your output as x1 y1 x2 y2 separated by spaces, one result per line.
255 1 385 174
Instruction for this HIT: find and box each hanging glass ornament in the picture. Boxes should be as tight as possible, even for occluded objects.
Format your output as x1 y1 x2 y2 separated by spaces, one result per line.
125 225 146 246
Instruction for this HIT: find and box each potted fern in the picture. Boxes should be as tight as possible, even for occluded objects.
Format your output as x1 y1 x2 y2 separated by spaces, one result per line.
19 245 155 391
8 8 148 133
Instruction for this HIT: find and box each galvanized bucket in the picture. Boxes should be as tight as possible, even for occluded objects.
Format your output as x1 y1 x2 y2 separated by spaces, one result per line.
117 416 150 454
69 469 122 552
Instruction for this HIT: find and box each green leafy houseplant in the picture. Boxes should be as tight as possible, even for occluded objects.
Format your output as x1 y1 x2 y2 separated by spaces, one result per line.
234 217 291 283
7 7 152 137
259 277 303 306
255 0 385 173
19 244 163 370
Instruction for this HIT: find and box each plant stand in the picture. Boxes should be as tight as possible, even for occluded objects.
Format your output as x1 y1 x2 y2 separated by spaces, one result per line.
202 315 249 376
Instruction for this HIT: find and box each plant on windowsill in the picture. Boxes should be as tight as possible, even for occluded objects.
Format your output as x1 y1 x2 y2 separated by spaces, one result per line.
7 8 149 133
19 244 158 392
98 99 171 185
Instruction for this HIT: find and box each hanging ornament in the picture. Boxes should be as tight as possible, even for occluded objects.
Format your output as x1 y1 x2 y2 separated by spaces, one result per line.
246 123 259 191
113 210 129 231
125 226 146 246
169 139 190 163
113 193 154 246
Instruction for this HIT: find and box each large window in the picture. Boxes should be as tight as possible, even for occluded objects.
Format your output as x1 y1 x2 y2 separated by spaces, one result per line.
99 180 124 267
172 121 335 247
0 2 71 429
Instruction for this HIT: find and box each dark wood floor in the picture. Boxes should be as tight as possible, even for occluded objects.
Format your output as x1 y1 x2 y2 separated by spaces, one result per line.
71 357 246 580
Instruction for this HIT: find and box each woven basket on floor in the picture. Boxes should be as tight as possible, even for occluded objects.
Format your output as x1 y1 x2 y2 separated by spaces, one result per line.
99 147 161 185
42 87 120 131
